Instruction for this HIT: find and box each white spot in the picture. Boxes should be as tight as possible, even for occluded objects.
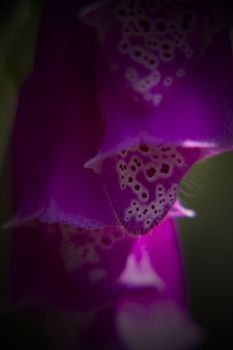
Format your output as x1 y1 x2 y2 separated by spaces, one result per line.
152 93 163 106
163 76 173 87
118 250 165 289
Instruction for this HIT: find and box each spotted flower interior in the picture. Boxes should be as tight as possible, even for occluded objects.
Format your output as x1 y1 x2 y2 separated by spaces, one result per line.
82 0 213 107
99 144 201 235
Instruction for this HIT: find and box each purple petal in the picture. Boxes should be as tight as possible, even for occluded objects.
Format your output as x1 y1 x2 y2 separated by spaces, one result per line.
96 144 201 234
10 0 233 233
10 218 187 312
114 219 204 349
118 219 186 305
10 222 134 311
115 299 203 350
86 219 203 349
10 0 117 229
83 0 233 155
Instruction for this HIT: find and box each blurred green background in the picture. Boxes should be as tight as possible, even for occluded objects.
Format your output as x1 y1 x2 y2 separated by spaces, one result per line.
1 1 233 348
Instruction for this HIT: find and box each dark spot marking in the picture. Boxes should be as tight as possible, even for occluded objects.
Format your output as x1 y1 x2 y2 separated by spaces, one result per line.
184 13 193 22
140 144 149 152
128 176 133 183
101 236 112 246
160 163 170 174
143 209 148 214
163 52 172 58
118 9 126 17
162 43 170 51
142 192 148 199
139 19 151 32
181 22 190 30
135 184 140 191
131 165 136 172
134 50 142 57
156 21 166 32
146 167 156 178
151 204 155 209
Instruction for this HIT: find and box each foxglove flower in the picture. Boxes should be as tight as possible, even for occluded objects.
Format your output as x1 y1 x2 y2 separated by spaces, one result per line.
9 0 233 349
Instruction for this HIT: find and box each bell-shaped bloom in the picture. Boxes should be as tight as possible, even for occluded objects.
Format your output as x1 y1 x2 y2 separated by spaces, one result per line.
9 0 233 236
10 218 203 349
8 0 233 349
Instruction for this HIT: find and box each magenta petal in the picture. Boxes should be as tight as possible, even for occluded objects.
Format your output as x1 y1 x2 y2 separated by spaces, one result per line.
10 0 233 233
114 219 204 349
10 0 119 229
64 218 200 349
96 145 201 234
83 1 233 155
118 219 186 305
115 299 203 350
10 222 134 311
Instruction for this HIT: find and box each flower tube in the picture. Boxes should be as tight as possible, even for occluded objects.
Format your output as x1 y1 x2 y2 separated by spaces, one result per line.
8 0 233 349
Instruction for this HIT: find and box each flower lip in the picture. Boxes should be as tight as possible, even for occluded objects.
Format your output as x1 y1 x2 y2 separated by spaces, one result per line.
90 142 202 236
